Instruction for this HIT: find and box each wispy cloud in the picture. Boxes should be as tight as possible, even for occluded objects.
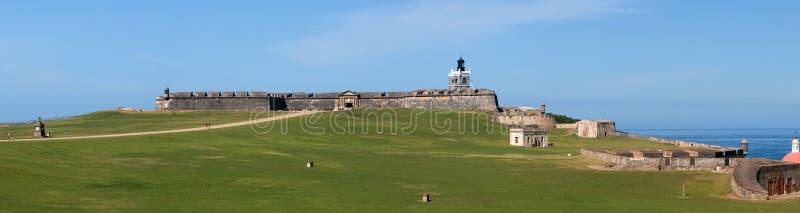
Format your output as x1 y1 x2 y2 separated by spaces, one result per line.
272 0 635 65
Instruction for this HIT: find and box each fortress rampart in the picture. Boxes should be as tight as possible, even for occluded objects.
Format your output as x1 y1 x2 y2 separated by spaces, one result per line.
580 149 745 170
154 58 553 126
156 89 500 112
579 133 747 171
732 159 800 199
614 132 744 153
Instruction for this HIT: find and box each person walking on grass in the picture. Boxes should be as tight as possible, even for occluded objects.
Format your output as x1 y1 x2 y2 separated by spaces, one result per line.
7 132 11 142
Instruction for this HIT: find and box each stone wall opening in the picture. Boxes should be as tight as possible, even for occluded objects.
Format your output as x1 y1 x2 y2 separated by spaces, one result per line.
768 178 775 196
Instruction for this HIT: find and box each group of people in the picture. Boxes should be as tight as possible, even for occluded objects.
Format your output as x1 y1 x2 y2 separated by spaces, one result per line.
203 122 211 128
6 132 12 142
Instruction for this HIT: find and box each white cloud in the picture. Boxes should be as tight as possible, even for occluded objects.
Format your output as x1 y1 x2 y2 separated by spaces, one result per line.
272 0 635 65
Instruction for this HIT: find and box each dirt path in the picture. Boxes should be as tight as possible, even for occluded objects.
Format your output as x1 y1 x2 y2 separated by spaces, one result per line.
11 111 319 142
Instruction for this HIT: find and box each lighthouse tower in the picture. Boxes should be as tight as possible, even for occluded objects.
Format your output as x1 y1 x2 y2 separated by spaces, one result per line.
448 57 471 90
741 137 749 155
781 132 800 163
794 134 800 153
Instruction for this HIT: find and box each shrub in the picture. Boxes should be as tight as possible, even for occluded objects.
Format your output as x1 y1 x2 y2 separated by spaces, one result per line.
546 113 580 124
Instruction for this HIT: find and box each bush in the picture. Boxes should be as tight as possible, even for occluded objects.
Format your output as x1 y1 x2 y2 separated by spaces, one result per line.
546 113 580 124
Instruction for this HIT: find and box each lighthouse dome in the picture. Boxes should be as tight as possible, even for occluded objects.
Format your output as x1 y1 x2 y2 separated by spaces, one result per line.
781 133 800 163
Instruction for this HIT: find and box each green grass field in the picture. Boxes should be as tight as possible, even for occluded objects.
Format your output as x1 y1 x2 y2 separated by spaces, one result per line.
1 111 281 139
0 109 797 212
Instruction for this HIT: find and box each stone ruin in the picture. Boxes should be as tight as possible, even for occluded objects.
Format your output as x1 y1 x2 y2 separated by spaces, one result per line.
492 104 557 129
575 119 616 138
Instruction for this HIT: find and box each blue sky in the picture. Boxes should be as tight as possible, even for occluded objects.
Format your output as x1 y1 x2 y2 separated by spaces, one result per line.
1 0 798 129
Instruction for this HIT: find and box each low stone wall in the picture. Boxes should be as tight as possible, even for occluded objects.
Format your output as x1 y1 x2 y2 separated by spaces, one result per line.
556 123 576 129
581 149 741 170
613 132 744 156
580 149 628 165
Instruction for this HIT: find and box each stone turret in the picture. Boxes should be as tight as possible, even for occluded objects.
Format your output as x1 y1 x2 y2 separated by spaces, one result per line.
540 101 546 115
741 137 748 155
164 86 170 100
448 57 471 90
33 117 46 137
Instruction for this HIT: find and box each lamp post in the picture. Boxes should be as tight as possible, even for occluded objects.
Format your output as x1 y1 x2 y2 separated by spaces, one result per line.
682 182 686 199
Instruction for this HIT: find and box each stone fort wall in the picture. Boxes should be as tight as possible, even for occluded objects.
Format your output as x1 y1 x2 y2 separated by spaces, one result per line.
491 107 557 129
614 132 745 155
156 89 499 112
580 149 745 170
155 91 273 111
732 159 800 200
555 123 577 129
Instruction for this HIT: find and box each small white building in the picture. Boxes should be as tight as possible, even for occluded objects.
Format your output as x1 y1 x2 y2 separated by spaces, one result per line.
510 127 549 147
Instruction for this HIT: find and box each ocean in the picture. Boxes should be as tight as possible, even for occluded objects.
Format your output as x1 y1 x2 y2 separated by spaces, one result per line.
621 128 797 160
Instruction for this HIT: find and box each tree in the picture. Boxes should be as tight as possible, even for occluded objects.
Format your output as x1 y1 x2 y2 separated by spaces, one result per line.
546 113 580 124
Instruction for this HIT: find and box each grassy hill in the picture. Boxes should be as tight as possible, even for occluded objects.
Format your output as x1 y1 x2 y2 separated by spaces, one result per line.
1 111 279 139
0 109 797 212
